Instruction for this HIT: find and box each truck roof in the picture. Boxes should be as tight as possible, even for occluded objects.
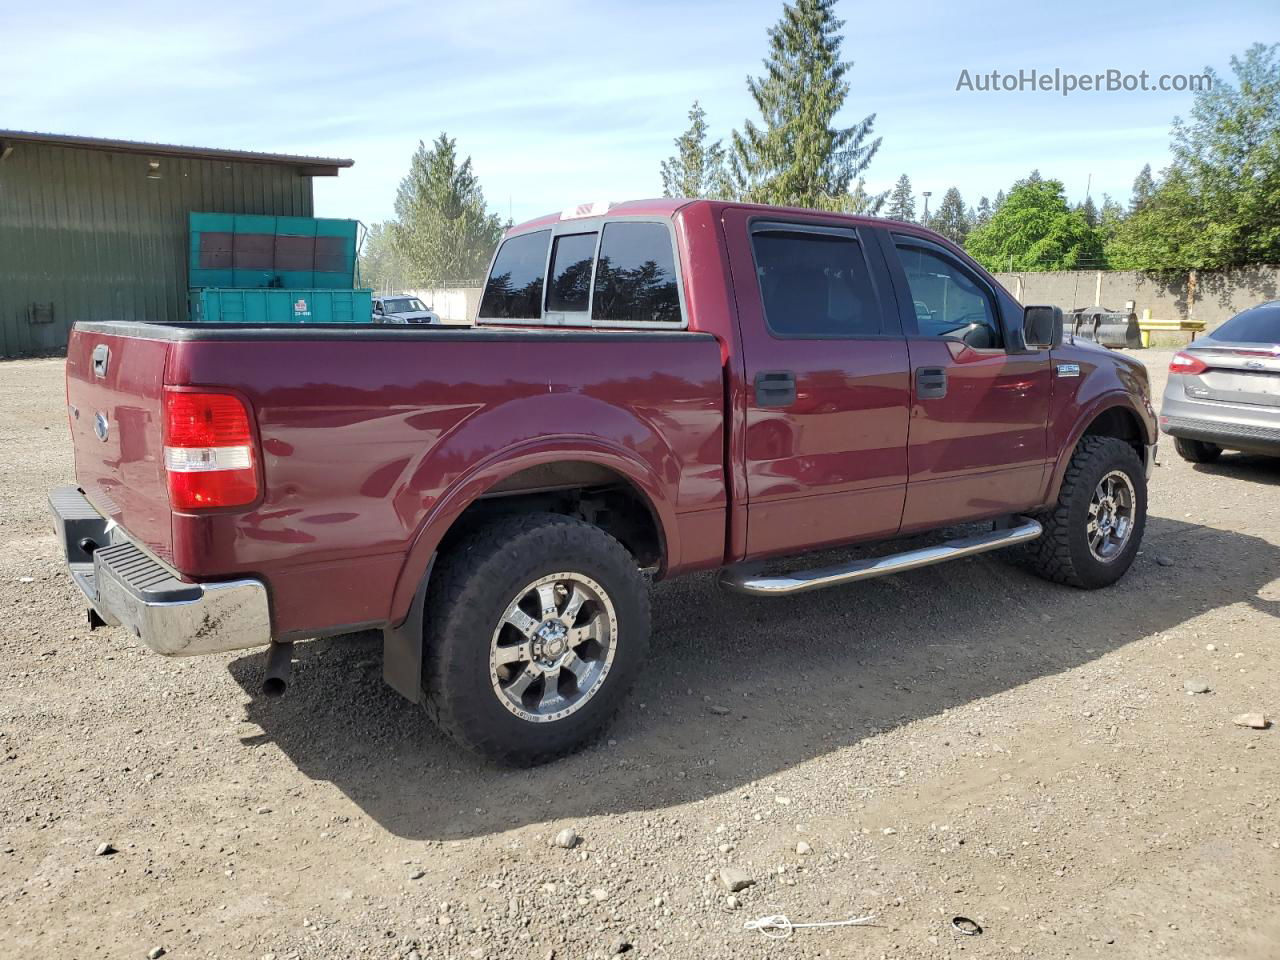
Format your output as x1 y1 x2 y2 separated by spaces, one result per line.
505 197 915 238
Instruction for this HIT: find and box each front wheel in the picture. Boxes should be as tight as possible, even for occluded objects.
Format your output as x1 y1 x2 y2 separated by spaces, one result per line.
423 513 650 764
1174 437 1222 463
1024 436 1147 589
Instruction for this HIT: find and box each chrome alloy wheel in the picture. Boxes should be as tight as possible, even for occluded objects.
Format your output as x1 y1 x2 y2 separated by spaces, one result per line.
1087 470 1136 562
489 573 618 723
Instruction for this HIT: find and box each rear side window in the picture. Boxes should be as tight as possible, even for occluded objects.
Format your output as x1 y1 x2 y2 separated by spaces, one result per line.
545 232 598 313
592 222 681 324
479 230 549 319
751 230 881 337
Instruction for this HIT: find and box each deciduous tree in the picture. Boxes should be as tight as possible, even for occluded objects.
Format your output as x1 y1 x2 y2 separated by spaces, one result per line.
964 178 1103 272
1111 43 1280 269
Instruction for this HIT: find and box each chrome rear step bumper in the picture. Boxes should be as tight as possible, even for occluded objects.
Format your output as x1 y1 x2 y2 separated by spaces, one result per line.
49 485 272 656
719 517 1043 597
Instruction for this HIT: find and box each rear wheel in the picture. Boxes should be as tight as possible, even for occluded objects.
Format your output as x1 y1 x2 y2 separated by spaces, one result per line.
1024 436 1147 589
423 513 650 764
1174 437 1222 463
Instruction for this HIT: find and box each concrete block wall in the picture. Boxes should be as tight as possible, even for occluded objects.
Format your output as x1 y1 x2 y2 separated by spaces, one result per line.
992 266 1280 332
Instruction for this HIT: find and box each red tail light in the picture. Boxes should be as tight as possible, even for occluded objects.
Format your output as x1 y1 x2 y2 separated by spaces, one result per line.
1169 352 1208 375
163 390 259 509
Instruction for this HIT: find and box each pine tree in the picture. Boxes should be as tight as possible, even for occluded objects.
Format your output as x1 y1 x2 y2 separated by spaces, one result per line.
391 133 504 286
660 101 729 199
1078 195 1099 227
886 174 915 221
933 187 969 244
728 0 883 210
358 221 408 293
994 189 1007 212
1130 164 1156 214
975 196 992 226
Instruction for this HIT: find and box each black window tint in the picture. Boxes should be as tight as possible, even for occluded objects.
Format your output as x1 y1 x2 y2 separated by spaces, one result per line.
1210 304 1280 344
545 232 598 313
592 222 681 324
751 230 881 337
895 244 1001 348
479 230 549 319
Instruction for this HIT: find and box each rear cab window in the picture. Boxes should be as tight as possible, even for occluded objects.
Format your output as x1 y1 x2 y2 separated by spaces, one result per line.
478 230 550 320
478 220 684 328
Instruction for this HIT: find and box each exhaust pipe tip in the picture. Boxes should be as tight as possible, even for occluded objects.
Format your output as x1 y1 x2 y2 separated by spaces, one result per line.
261 675 288 698
261 641 294 698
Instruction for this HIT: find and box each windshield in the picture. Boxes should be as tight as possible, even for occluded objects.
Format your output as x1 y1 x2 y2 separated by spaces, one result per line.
383 298 427 313
1209 304 1280 344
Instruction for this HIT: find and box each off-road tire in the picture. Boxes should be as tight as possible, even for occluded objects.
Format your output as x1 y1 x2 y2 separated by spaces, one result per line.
1174 437 1222 463
422 513 650 765
1024 436 1147 589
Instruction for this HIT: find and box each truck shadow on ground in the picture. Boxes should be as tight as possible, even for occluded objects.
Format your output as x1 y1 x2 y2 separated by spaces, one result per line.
230 516 1279 842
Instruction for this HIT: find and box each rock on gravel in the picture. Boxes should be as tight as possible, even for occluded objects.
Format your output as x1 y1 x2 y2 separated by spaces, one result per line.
1184 679 1211 694
796 840 812 855
94 842 116 857
718 866 754 892
147 948 166 960
553 827 578 849
1233 713 1271 730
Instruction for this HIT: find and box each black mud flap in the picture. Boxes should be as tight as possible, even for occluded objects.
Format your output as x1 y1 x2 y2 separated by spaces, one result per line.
381 557 434 703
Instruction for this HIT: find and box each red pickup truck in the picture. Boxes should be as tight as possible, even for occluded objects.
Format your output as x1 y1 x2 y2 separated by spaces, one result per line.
51 198 1156 763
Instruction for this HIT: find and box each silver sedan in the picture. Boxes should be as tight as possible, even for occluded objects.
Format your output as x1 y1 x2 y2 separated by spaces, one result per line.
1160 301 1280 462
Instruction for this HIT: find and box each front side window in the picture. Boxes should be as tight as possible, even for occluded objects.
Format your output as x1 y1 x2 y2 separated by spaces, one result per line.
479 230 549 319
592 222 681 324
895 243 1001 348
545 232 598 313
751 229 881 337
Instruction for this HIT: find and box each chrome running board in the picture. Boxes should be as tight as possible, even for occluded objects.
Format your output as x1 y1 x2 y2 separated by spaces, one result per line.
718 517 1043 597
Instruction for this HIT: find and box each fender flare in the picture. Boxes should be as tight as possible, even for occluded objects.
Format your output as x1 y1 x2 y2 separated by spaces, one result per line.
380 437 676 704
1045 394 1151 503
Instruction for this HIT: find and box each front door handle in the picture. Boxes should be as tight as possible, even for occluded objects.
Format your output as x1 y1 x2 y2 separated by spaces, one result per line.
755 370 796 407
917 366 947 399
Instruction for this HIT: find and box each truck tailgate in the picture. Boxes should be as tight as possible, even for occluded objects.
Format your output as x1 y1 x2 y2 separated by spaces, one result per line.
66 329 174 562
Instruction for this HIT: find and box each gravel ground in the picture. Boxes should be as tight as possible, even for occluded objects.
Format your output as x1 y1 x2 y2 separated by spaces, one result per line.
1 348 1277 960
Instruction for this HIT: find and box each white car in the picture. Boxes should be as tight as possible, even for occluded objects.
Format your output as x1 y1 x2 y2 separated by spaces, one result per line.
372 295 441 325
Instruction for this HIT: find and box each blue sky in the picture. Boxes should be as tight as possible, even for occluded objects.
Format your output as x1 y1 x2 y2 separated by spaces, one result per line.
4 0 1277 227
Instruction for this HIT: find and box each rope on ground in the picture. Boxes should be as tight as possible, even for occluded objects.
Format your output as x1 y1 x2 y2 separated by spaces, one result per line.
744 911 878 940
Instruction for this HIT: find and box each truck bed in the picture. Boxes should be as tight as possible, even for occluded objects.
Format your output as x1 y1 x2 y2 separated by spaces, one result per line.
66 320 727 640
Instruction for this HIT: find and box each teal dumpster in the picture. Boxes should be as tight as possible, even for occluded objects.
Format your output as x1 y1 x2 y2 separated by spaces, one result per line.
189 213 360 290
189 288 374 324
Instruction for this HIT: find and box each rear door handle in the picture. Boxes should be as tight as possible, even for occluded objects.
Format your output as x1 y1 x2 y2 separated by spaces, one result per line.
754 370 796 408
916 366 947 399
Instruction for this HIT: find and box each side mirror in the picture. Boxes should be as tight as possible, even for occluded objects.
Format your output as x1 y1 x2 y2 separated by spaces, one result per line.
1023 305 1063 349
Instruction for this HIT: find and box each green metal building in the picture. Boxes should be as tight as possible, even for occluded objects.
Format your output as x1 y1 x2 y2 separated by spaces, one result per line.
0 130 353 358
